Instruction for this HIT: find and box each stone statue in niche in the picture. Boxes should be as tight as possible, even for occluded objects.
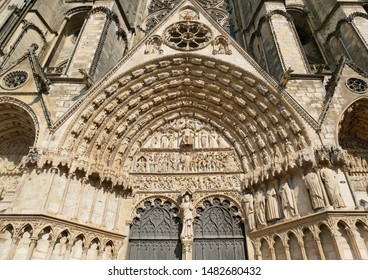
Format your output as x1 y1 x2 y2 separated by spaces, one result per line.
180 119 195 147
242 193 256 231
212 36 232 55
254 188 267 227
200 131 209 148
320 168 346 208
180 194 194 240
278 180 299 220
304 171 326 210
265 181 281 222
144 35 164 54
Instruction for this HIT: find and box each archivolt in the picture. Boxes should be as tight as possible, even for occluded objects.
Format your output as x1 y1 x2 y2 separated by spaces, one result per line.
59 55 310 180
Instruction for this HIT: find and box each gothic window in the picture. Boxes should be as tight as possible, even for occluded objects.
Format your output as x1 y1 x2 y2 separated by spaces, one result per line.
164 22 213 50
193 197 246 260
346 78 368 94
1 70 28 90
287 10 326 70
46 10 89 73
128 198 182 260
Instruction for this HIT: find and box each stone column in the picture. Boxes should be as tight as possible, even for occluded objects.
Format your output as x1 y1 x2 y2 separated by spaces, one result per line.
298 239 308 260
314 237 326 260
6 237 20 260
87 183 100 223
270 242 276 260
101 189 111 227
330 229 343 260
58 173 74 215
181 239 193 260
343 168 360 209
45 241 55 260
26 237 38 260
346 227 363 260
285 244 291 260
63 244 72 260
43 167 59 209
113 189 122 230
81 247 88 260
72 177 88 220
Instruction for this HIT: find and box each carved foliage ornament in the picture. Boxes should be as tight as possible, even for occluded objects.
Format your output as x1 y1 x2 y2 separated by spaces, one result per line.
1 71 29 90
164 21 213 51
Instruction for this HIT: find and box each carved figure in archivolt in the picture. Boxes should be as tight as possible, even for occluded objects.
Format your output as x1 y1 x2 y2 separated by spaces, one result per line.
278 180 299 220
180 194 194 240
265 181 281 222
242 193 256 231
320 168 346 208
254 188 267 227
304 171 326 209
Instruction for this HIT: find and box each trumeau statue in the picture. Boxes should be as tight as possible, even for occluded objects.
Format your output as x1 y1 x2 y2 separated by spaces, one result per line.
320 168 346 208
180 194 194 240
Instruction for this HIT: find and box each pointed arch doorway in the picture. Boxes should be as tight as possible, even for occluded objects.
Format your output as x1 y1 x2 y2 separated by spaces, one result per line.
127 198 182 260
193 197 248 260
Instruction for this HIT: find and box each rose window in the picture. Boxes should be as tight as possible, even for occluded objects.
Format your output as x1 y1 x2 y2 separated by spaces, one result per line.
164 21 212 50
346 78 368 94
1 71 29 90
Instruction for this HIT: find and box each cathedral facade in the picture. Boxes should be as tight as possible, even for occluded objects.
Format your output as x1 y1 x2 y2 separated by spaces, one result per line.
0 0 368 260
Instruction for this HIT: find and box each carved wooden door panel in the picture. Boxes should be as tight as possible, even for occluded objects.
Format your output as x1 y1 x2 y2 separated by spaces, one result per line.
128 199 182 260
193 198 247 260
